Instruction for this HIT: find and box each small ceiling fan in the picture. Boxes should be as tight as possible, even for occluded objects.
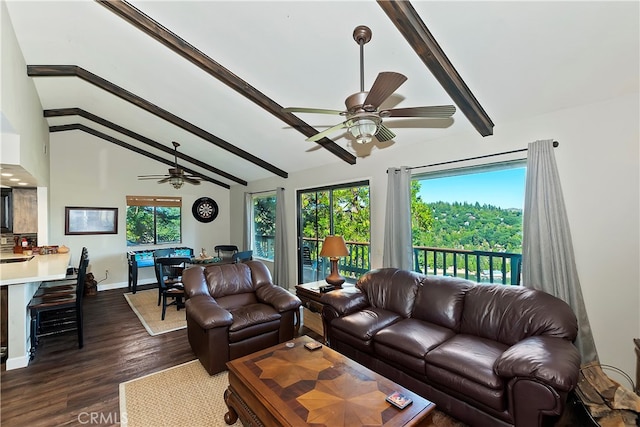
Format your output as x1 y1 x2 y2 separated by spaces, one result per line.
137 141 202 189
283 25 456 144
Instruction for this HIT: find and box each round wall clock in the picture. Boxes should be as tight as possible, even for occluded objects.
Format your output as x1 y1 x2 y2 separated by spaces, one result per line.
192 197 219 223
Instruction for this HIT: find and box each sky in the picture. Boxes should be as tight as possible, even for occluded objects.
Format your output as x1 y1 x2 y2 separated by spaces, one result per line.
417 167 526 210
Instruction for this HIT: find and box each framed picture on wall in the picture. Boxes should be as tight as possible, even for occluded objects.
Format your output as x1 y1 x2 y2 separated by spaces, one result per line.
65 207 118 235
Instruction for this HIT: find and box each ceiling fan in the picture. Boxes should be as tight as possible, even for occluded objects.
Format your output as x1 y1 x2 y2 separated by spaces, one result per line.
283 25 456 144
137 141 202 189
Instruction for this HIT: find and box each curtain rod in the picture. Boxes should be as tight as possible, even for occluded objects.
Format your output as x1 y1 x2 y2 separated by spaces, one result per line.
246 188 283 195
405 141 559 171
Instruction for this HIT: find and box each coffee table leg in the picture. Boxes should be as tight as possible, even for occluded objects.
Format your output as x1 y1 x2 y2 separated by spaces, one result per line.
224 388 239 425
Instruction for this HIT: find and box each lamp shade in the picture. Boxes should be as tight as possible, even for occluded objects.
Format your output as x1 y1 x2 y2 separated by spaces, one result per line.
319 235 349 258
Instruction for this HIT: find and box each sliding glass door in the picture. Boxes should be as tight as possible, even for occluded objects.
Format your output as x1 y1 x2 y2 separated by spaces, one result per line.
296 181 370 284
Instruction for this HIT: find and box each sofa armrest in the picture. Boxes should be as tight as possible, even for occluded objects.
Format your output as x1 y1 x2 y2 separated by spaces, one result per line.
495 336 581 391
320 287 368 317
256 285 301 313
185 295 233 330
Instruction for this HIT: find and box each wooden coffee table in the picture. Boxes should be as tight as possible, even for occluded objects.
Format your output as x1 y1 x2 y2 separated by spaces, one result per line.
224 335 435 426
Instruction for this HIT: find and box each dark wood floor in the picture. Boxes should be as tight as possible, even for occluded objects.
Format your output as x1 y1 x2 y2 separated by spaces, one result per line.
0 285 320 427
1 285 587 427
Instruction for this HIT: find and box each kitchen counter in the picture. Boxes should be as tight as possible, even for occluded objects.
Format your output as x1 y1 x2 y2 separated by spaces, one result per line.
0 253 71 286
0 252 71 370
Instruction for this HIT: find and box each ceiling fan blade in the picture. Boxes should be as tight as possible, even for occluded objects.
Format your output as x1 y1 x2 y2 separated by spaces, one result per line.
375 124 396 142
382 105 456 118
157 177 171 184
306 120 350 143
283 107 343 115
183 176 201 185
362 72 407 110
138 175 167 179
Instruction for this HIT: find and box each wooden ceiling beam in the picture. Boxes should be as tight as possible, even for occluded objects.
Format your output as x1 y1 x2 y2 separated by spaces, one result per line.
49 123 231 189
378 1 494 137
28 64 288 178
44 107 247 185
96 0 357 165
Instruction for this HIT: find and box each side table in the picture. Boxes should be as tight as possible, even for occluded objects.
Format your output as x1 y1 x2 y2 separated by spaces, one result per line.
295 281 327 340
295 280 356 343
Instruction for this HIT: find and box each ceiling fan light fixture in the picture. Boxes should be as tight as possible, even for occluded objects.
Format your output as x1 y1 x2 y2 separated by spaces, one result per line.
170 176 184 189
349 118 378 144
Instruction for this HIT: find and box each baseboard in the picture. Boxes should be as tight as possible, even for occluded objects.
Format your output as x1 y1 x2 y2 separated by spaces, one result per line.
6 354 29 370
97 278 155 292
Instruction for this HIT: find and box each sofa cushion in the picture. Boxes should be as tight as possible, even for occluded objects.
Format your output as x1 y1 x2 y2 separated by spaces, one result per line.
425 334 508 390
374 319 455 375
331 307 401 341
357 268 422 318
204 263 255 298
425 363 506 411
459 285 578 345
228 303 280 342
216 293 259 311
412 276 471 330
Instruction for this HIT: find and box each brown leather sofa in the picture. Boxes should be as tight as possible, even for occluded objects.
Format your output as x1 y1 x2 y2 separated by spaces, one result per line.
321 268 581 427
182 260 301 375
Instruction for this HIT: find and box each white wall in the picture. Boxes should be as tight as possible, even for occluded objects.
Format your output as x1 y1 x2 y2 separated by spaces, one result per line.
229 92 640 381
0 0 50 185
48 131 232 289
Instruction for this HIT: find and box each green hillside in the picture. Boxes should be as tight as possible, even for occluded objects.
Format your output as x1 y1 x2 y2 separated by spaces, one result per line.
412 183 523 254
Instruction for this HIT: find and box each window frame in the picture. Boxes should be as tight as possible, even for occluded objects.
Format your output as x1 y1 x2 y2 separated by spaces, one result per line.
250 192 277 262
411 160 526 285
125 195 182 247
296 180 371 284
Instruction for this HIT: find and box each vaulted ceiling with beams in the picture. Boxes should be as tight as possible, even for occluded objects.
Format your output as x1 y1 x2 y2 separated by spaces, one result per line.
3 1 638 189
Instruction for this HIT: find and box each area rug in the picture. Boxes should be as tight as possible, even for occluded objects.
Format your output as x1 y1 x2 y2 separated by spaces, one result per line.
119 359 466 427
123 289 186 336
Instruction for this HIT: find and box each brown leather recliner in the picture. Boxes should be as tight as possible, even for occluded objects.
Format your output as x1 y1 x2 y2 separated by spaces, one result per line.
182 260 301 375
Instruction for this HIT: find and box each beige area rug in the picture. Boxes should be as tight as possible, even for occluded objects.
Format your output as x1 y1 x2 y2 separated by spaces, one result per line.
119 359 466 427
120 360 240 427
123 289 186 336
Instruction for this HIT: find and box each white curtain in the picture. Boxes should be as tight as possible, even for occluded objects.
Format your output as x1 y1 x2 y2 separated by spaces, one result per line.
242 192 251 251
383 166 413 270
523 139 598 363
273 187 288 288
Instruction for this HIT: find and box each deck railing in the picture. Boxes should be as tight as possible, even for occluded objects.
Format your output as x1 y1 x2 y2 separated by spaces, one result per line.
300 238 522 285
301 238 370 282
412 246 522 285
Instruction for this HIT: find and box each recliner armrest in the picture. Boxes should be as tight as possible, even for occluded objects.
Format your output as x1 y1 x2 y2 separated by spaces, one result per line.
185 295 233 329
320 287 368 317
256 285 301 312
494 335 581 391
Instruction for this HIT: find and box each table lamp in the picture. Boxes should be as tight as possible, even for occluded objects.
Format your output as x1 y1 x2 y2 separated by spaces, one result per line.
319 235 349 287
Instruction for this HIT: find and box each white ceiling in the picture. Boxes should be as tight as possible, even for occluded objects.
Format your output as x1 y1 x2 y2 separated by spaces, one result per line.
3 0 639 189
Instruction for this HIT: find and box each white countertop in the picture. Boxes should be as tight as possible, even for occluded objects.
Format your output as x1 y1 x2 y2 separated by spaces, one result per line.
0 253 71 286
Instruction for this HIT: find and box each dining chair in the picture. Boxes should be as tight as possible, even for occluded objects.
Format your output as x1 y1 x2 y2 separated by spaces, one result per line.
127 251 139 294
214 245 238 261
28 252 89 357
153 256 189 320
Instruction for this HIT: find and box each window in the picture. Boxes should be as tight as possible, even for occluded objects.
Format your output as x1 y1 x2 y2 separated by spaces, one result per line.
252 193 276 261
297 181 370 284
411 162 525 284
126 196 182 246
